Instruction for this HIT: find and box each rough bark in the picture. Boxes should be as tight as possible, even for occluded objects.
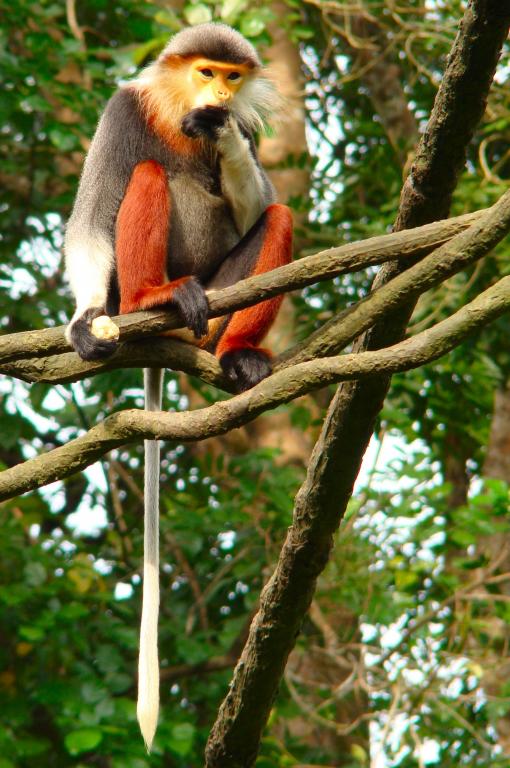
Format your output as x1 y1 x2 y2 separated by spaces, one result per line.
2 273 510 505
204 3 510 765
0 208 484 377
484 386 510 482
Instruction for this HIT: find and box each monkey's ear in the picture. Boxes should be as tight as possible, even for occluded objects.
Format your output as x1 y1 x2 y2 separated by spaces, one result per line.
159 53 187 68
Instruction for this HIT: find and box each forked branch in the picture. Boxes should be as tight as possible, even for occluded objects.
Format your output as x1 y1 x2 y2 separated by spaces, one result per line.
0 205 494 388
0 209 482 370
1 273 510 503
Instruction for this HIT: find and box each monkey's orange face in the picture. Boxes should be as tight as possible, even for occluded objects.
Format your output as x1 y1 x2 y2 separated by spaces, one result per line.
188 58 251 108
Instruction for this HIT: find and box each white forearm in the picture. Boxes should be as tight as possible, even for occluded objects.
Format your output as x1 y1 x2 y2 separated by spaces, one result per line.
217 120 268 235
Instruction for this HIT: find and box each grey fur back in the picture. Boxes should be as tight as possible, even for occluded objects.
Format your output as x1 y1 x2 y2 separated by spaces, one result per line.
66 88 246 296
66 89 169 251
66 61 275 314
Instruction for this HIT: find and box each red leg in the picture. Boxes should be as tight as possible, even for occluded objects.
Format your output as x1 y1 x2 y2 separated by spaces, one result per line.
116 160 208 337
213 204 293 389
116 160 170 313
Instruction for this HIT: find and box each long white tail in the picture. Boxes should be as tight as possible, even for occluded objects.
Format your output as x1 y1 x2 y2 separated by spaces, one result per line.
137 367 163 752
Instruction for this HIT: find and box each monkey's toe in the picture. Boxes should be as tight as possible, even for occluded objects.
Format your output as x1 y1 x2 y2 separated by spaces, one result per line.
220 348 272 392
171 277 209 339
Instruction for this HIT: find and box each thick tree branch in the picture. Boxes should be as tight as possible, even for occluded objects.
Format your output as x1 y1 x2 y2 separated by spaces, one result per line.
395 5 510 229
0 210 481 369
0 201 499 395
281 190 510 366
204 3 510 766
3 338 230 389
1 274 510 504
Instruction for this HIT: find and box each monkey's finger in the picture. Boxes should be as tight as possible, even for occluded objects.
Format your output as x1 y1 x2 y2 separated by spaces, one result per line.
69 314 119 361
71 331 118 361
181 107 228 140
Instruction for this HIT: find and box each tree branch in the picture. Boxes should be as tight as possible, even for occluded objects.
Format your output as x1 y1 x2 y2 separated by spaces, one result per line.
204 3 510 765
280 190 510 366
0 210 481 369
3 337 230 389
2 273 510 504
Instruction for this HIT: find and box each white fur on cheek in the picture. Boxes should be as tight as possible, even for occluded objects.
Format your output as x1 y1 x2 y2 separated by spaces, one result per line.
231 74 278 132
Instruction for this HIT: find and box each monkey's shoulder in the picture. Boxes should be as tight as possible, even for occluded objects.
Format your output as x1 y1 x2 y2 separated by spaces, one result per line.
99 89 216 181
98 88 167 160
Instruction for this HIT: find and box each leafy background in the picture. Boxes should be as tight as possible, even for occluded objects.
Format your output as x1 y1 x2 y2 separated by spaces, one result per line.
1 0 510 766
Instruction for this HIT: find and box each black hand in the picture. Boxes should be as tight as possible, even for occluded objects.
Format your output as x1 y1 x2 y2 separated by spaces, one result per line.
171 278 209 339
181 107 229 141
220 348 272 392
69 308 118 361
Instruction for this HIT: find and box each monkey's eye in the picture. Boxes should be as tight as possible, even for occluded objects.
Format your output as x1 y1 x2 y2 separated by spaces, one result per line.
199 68 214 78
227 72 241 81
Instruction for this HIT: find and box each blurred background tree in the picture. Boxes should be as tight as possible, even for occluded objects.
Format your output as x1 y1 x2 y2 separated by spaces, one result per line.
1 0 510 766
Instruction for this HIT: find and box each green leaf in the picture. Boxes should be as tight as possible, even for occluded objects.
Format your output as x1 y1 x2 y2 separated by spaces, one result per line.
18 737 50 757
131 37 168 66
22 95 52 112
165 722 195 757
220 0 248 23
449 528 477 547
240 13 266 38
95 644 123 674
153 10 181 30
48 127 78 151
351 743 369 764
112 759 148 768
107 672 132 694
59 602 90 621
184 4 213 25
23 562 47 587
81 682 105 704
292 25 315 40
64 729 103 756
395 569 419 591
19 625 45 642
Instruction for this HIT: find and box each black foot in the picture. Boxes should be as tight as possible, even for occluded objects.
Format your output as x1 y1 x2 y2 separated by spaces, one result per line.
220 348 272 392
69 308 118 361
181 107 229 141
171 278 209 339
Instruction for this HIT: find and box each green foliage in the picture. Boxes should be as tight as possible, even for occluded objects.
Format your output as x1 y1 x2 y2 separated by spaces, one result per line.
2 0 510 765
